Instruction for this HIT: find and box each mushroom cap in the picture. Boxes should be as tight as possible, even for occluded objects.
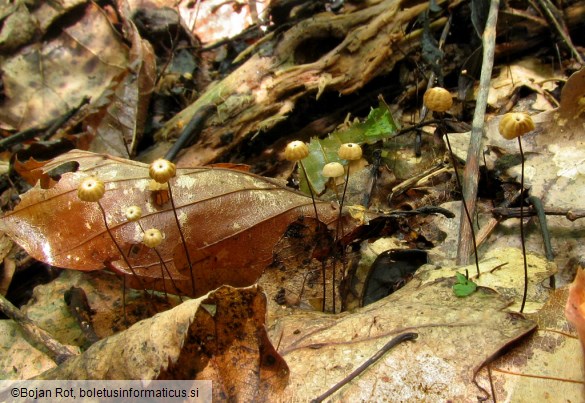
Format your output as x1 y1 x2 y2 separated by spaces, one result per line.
284 140 309 161
338 143 363 160
77 177 105 202
322 162 345 178
125 205 142 222
149 159 176 183
423 87 453 112
498 112 535 140
143 228 163 248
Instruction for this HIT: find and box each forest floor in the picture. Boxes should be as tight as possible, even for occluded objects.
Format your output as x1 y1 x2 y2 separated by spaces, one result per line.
0 0 584 401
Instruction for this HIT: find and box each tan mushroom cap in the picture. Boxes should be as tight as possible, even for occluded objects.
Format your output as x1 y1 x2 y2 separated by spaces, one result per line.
322 162 345 178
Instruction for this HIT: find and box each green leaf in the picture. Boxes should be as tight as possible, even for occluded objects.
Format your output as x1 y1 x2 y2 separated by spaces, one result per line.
453 272 477 297
299 98 398 195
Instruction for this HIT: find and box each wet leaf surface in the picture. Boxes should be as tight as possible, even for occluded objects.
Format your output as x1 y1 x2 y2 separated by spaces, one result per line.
1 150 355 298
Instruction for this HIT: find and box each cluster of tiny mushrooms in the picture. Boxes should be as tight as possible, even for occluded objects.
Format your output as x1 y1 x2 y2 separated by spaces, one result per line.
76 86 535 312
77 158 190 298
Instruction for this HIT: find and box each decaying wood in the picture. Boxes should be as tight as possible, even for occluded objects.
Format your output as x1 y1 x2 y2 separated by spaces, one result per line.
157 0 449 165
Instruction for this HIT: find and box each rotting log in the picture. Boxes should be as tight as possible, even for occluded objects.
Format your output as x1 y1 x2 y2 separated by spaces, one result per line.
157 0 451 165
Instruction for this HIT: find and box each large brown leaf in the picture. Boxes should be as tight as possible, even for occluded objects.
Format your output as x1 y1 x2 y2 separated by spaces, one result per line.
1 150 353 297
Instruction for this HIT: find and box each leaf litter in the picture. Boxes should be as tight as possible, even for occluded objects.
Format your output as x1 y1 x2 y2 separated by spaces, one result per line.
476 285 584 401
30 280 289 402
0 2 128 132
0 2 584 400
0 146 546 399
2 88 585 399
0 262 536 401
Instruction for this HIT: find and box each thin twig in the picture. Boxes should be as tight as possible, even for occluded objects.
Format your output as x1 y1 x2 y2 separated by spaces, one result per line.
533 0 584 64
457 0 500 265
492 206 585 221
0 293 78 364
526 196 554 261
164 104 216 162
527 195 555 289
311 332 418 403
0 97 90 151
475 187 523 248
389 162 448 200
445 132 480 277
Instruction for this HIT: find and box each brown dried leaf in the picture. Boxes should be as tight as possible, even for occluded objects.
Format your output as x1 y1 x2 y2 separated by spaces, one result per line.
0 3 128 131
270 275 536 401
84 3 156 158
476 286 584 400
558 67 585 122
34 285 289 401
1 150 350 298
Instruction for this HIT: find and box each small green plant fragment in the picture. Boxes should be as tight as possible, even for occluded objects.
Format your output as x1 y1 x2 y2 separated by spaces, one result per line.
453 272 477 297
299 98 398 195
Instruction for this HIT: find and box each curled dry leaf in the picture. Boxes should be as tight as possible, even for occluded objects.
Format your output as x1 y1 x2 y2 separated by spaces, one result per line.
566 267 585 353
34 285 289 401
84 2 156 158
1 150 356 297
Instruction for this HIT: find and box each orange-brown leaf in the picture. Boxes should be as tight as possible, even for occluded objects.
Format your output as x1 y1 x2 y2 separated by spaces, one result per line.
566 267 585 353
2 150 348 297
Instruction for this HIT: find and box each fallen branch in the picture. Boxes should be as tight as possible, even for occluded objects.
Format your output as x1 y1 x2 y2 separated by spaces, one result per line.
456 0 500 265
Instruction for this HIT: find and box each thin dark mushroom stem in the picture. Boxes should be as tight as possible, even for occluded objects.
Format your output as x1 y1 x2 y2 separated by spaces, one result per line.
96 201 147 291
134 221 184 302
298 160 327 312
166 184 196 296
518 137 528 313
